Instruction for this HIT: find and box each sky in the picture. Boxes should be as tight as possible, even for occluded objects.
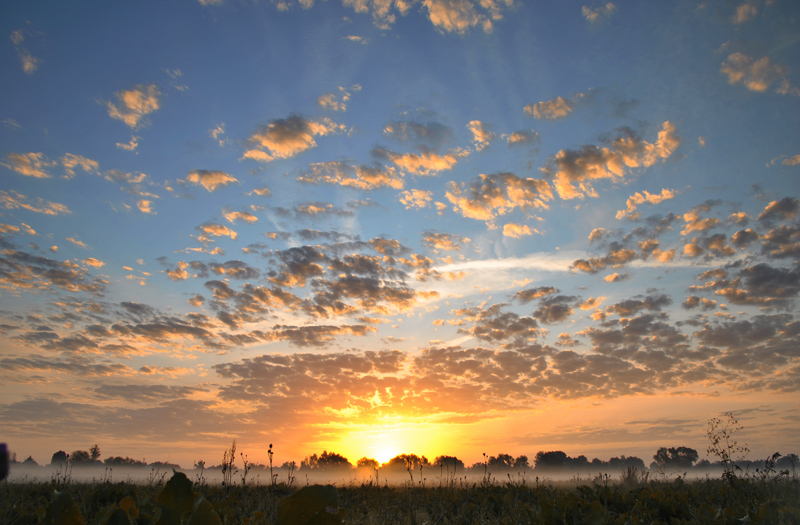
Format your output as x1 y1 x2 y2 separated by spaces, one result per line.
1 0 799 470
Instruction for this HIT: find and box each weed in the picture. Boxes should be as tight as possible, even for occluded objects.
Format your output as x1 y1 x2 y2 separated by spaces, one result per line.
221 440 237 489
707 412 749 485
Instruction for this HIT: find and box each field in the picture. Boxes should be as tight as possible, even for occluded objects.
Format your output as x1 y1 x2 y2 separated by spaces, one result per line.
1 468 799 524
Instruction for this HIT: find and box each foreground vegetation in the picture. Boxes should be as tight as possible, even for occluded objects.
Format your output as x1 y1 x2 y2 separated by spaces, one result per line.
1 467 799 524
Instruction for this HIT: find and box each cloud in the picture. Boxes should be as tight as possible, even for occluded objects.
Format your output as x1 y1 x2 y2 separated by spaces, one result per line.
0 249 106 294
506 130 539 147
616 188 678 220
503 223 535 238
422 232 470 251
783 155 800 166
693 262 800 310
582 3 616 23
184 170 238 192
242 115 345 162
761 225 800 259
533 295 579 324
720 53 796 95
317 85 360 112
421 0 498 34
446 172 553 222
116 136 140 151
514 286 557 304
197 223 237 243
399 189 433 209
524 92 588 120
223 210 258 224
298 161 403 190
758 197 798 223
467 120 495 151
82 258 105 268
10 28 41 74
383 120 452 150
0 190 71 215
542 121 682 200
373 147 462 176
61 154 99 179
106 84 162 129
732 2 757 24
3 152 57 178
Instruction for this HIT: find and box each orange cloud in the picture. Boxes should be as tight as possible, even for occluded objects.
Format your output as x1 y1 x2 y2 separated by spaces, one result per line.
185 170 238 192
106 84 161 129
242 115 345 162
446 172 552 222
616 188 677 219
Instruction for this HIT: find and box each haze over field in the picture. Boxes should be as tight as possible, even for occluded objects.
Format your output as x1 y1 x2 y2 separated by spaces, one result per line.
1 0 799 469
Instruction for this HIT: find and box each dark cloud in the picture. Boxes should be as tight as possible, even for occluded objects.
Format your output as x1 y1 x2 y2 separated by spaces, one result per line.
382 120 453 151
514 286 557 304
0 249 106 294
758 197 799 224
532 295 579 325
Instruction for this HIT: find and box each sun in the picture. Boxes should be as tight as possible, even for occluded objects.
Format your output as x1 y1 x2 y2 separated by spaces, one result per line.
375 447 397 465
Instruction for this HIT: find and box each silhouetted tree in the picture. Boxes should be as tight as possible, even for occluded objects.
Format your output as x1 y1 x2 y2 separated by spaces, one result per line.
565 455 590 468
653 447 698 468
70 450 91 463
513 455 531 470
22 456 38 466
105 456 147 467
608 456 645 470
384 454 429 471
89 444 101 461
433 455 465 472
357 457 379 469
487 453 514 469
301 451 352 470
51 451 69 465
534 451 568 469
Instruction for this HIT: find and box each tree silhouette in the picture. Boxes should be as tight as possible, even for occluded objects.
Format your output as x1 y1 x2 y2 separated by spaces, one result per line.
51 451 69 465
487 453 514 469
534 451 568 469
433 455 464 472
89 444 101 461
301 451 352 470
356 457 379 469
70 450 91 463
384 454 430 471
653 447 698 468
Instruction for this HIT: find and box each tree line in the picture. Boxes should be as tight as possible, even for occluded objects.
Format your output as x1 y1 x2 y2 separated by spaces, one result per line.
9 444 799 474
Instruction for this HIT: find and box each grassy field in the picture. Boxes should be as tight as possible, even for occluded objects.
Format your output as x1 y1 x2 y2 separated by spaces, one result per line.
1 468 799 524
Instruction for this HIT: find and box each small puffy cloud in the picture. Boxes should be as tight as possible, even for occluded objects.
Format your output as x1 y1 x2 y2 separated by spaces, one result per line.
399 189 433 209
422 0 502 34
514 286 557 304
116 136 140 151
82 257 105 268
732 2 757 24
524 96 573 120
3 152 57 178
783 155 800 166
383 120 452 150
542 121 681 200
579 296 605 310
197 223 237 243
66 237 89 249
524 92 587 120
720 53 795 95
506 130 539 146
223 210 258 224
604 272 628 283
106 84 161 129
616 188 677 220
61 153 99 178
0 190 71 215
374 147 462 176
184 170 238 192
681 200 721 235
467 120 495 151
422 232 470 251
167 261 189 281
446 172 553 222
317 85 360 112
10 27 41 74
250 188 271 197
137 199 155 214
758 197 799 223
298 161 403 190
503 223 534 238
582 2 616 23
242 115 345 162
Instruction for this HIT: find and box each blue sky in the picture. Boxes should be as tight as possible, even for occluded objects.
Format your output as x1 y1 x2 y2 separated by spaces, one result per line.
1 0 799 468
